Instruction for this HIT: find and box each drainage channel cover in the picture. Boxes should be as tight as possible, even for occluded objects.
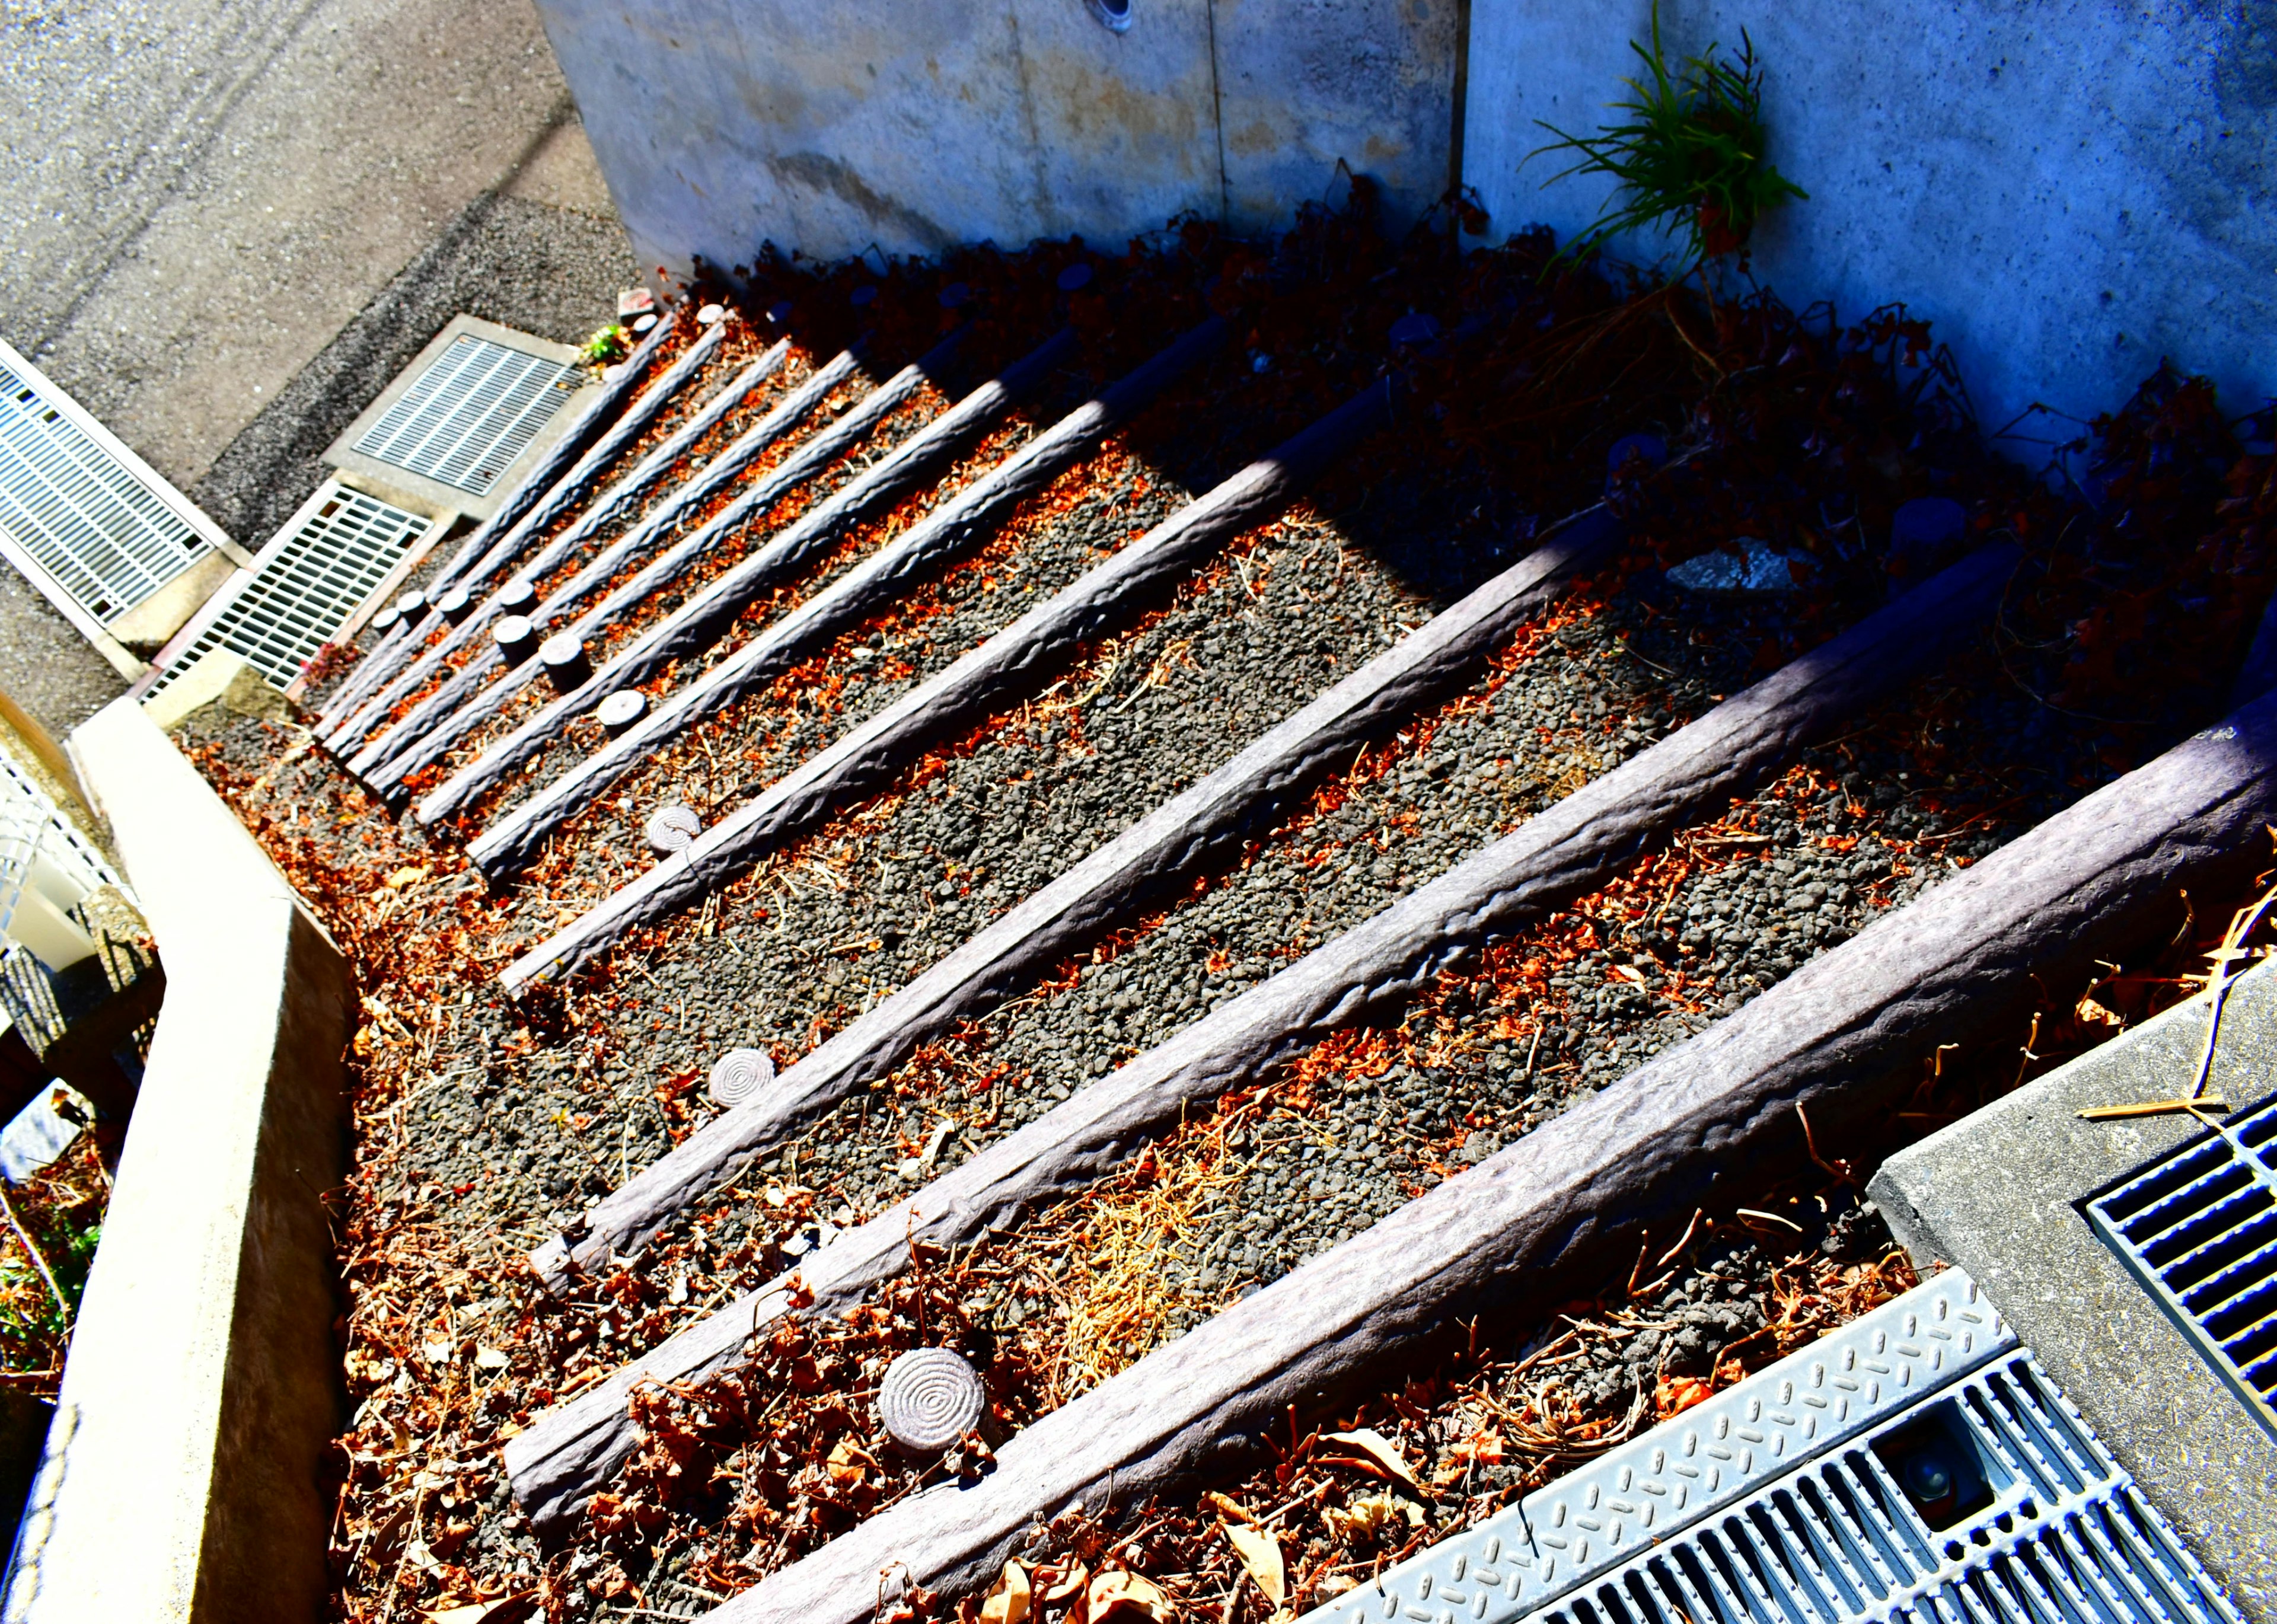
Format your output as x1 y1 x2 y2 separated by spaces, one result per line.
1303 1270 2237 1624
144 482 430 697
351 331 582 497
2084 1088 2277 1444
0 339 229 627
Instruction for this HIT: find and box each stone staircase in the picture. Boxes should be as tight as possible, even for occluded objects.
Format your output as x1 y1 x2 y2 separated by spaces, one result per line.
293 229 2277 1620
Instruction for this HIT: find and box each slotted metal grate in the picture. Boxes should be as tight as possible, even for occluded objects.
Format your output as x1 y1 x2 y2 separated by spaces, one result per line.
2085 1089 2277 1443
0 340 227 626
1302 1273 2237 1624
351 333 581 496
144 483 430 697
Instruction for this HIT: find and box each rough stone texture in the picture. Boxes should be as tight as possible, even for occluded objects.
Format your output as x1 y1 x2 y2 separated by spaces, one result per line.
360 349 859 787
4 0 595 495
0 569 127 738
312 308 678 737
512 493 1611 992
1871 961 2277 1620
456 327 1082 865
699 681 2277 1624
471 321 1223 875
377 350 900 797
503 543 2015 1517
535 0 1459 273
5 700 355 1623
1463 0 2277 436
518 505 1622 1270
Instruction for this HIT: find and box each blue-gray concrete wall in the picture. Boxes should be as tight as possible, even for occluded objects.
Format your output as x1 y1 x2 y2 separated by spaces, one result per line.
532 0 1460 282
1462 0 2277 435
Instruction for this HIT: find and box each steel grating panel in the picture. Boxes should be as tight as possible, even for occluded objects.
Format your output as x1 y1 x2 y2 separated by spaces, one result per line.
351 333 582 496
2084 1088 2277 1443
1302 1274 2236 1624
0 341 223 625
145 484 429 697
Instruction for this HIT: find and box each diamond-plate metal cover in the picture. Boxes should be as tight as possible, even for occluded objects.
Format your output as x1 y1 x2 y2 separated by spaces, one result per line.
1306 1271 2013 1624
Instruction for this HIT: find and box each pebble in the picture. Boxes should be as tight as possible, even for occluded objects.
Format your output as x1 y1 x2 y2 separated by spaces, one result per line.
1665 536 1802 595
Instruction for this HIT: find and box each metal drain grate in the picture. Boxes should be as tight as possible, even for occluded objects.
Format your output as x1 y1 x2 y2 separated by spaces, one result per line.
0 339 231 627
1302 1272 2237 1624
2085 1089 2277 1442
351 333 582 496
144 483 432 697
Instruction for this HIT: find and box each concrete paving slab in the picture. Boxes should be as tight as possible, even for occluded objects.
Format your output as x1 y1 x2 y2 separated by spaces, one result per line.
1871 959 2277 1622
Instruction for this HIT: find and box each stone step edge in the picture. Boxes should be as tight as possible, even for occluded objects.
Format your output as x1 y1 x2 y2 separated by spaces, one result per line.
501 542 2018 1526
464 320 1227 876
413 327 1080 833
354 346 870 791
694 627 2277 1624
521 483 1609 1282
314 311 680 730
340 332 783 770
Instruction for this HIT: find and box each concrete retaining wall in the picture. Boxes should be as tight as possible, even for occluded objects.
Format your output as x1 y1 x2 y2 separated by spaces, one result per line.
531 0 1461 277
1462 0 2277 436
3 699 355 1624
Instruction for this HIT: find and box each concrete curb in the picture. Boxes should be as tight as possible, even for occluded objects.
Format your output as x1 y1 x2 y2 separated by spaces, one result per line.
3 698 356 1624
1870 959 2277 1611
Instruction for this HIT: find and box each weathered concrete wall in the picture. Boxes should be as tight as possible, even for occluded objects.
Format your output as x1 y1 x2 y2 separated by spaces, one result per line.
531 0 1459 279
1462 0 2277 434
4 700 354 1624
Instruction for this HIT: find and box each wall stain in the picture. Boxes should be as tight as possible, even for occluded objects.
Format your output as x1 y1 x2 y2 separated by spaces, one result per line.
765 151 952 248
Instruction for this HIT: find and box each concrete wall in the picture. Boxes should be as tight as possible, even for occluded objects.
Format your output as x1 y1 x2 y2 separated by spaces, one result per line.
532 0 1460 279
1462 0 2277 434
4 699 354 1624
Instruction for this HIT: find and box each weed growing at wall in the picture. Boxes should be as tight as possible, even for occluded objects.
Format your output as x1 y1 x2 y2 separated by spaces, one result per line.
1529 0 1806 269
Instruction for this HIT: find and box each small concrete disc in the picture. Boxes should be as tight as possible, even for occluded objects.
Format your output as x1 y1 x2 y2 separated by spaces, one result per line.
706 1047 777 1108
878 1347 984 1453
645 803 702 854
597 690 648 733
696 303 726 326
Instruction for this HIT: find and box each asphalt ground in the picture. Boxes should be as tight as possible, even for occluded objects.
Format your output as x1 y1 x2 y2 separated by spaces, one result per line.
0 0 633 736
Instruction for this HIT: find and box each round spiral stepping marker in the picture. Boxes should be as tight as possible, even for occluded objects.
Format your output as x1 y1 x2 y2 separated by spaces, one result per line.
645 803 702 854
596 688 647 736
878 1348 984 1454
706 1046 776 1108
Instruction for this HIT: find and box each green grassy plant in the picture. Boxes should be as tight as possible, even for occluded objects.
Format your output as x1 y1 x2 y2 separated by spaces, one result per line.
1529 2 1806 270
